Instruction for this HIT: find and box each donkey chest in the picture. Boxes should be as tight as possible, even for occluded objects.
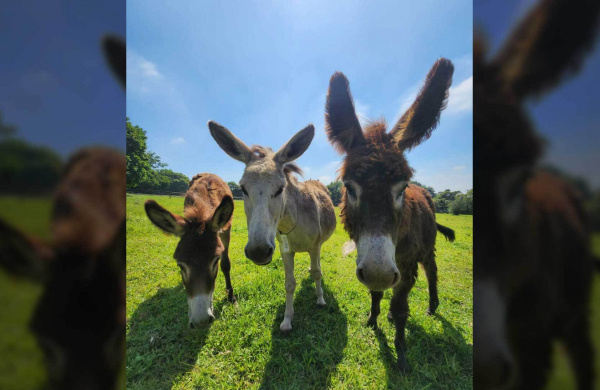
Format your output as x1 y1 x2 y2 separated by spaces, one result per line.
276 226 317 253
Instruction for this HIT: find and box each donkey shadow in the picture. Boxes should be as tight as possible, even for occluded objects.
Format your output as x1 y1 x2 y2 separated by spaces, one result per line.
259 277 348 390
126 286 229 389
375 312 472 389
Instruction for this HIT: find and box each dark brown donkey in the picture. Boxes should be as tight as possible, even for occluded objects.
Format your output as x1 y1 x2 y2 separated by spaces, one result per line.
0 36 126 390
325 59 456 372
144 173 236 328
474 0 600 388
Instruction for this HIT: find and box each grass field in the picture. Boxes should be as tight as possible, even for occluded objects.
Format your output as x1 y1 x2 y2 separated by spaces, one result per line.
126 194 473 389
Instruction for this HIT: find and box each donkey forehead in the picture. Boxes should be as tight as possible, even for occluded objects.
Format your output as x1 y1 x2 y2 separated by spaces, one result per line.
174 230 222 264
241 162 285 186
343 157 411 185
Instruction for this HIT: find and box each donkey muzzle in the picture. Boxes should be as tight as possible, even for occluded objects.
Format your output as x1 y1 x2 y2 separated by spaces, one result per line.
188 294 214 328
355 234 400 291
244 243 274 265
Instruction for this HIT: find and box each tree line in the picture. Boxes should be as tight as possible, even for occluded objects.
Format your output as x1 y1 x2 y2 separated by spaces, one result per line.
126 118 189 193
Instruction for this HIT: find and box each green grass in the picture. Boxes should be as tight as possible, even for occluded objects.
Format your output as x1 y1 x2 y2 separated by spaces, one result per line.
0 196 51 390
126 194 473 389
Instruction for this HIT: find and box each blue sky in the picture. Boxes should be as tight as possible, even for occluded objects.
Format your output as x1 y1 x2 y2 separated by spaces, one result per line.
476 0 600 189
127 0 473 193
0 0 125 156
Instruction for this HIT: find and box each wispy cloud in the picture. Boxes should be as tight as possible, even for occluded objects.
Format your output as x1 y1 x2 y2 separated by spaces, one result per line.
129 51 163 80
354 99 370 126
171 137 185 144
446 76 473 115
453 165 466 170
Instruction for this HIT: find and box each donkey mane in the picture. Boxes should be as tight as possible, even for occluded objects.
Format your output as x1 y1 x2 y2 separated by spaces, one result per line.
249 145 304 178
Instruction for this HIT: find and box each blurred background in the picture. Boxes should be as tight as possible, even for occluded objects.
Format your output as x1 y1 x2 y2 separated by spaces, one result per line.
0 1 124 389
474 0 600 389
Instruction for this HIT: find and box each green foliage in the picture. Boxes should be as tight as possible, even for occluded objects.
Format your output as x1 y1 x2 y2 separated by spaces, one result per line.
127 195 473 389
136 169 189 194
434 189 461 214
126 117 151 189
449 190 473 215
0 138 62 194
326 181 343 205
410 181 436 198
227 181 243 198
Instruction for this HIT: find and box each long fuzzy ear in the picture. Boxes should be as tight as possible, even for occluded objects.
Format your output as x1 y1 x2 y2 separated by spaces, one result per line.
274 124 314 164
0 218 54 282
492 0 600 99
144 200 187 236
211 196 234 233
208 121 253 164
325 72 365 154
102 34 126 89
390 58 454 151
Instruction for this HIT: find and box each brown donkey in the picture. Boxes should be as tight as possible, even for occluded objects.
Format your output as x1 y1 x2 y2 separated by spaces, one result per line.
474 0 600 388
145 173 236 328
325 59 456 372
0 36 126 390
208 122 336 332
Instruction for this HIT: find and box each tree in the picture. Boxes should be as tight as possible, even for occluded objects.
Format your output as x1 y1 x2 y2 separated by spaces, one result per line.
147 151 168 170
126 117 151 189
433 189 462 213
327 181 343 205
227 181 243 198
449 189 473 215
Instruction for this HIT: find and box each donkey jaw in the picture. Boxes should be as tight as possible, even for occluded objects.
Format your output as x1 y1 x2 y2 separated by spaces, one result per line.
355 233 400 291
187 293 214 328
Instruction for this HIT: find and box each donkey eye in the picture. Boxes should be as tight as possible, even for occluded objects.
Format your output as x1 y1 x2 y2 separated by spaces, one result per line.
241 186 248 196
345 184 356 199
273 186 284 198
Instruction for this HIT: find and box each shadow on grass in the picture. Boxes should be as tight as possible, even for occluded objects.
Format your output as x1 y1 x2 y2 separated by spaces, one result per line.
375 313 472 390
259 278 348 390
126 286 230 389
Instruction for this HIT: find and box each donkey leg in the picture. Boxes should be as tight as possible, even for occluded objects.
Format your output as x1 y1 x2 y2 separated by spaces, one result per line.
422 252 439 315
390 262 417 373
280 251 296 333
220 231 236 303
367 290 384 328
309 246 326 307
563 317 594 390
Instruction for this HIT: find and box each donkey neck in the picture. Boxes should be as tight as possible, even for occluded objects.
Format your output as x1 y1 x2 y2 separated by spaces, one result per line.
278 177 299 234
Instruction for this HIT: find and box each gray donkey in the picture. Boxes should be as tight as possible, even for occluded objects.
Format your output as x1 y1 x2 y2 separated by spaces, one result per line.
208 122 336 332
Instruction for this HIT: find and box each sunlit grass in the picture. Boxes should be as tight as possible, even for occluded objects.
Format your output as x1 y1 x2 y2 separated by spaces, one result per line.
126 194 473 389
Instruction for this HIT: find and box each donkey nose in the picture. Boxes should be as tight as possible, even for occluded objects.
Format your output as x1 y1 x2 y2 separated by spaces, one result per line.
244 244 274 265
356 265 400 290
189 313 215 329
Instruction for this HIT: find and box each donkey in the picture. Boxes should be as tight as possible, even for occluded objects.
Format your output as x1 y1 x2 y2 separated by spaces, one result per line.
144 173 236 328
0 35 126 390
474 0 600 388
208 122 336 332
324 59 456 372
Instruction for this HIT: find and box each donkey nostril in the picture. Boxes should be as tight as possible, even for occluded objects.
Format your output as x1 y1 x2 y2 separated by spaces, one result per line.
392 271 400 285
189 322 195 329
357 268 365 282
266 246 274 258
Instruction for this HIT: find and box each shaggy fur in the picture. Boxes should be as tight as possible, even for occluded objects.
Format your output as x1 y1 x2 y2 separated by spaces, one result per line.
473 0 599 388
325 62 455 372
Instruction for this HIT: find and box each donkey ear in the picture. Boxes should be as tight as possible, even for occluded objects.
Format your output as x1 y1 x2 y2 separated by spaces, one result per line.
390 58 454 151
325 72 365 154
102 34 126 89
0 218 54 282
211 196 234 233
492 0 600 99
144 200 186 237
208 121 253 164
274 124 314 164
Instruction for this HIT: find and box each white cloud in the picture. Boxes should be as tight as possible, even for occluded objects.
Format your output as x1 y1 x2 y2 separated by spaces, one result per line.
318 175 332 184
446 76 473 115
171 137 185 144
128 51 163 80
453 165 466 171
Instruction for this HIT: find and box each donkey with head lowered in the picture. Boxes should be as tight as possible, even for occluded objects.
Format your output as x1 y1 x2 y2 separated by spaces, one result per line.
145 173 236 329
209 122 336 332
325 59 456 372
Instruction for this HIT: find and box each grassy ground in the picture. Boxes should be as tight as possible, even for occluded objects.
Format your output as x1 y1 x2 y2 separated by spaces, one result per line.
126 194 473 389
0 197 51 390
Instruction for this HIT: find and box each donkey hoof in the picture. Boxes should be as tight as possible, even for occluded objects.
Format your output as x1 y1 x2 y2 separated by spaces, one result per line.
316 299 326 308
426 307 436 316
397 358 411 373
366 316 378 328
280 321 293 333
